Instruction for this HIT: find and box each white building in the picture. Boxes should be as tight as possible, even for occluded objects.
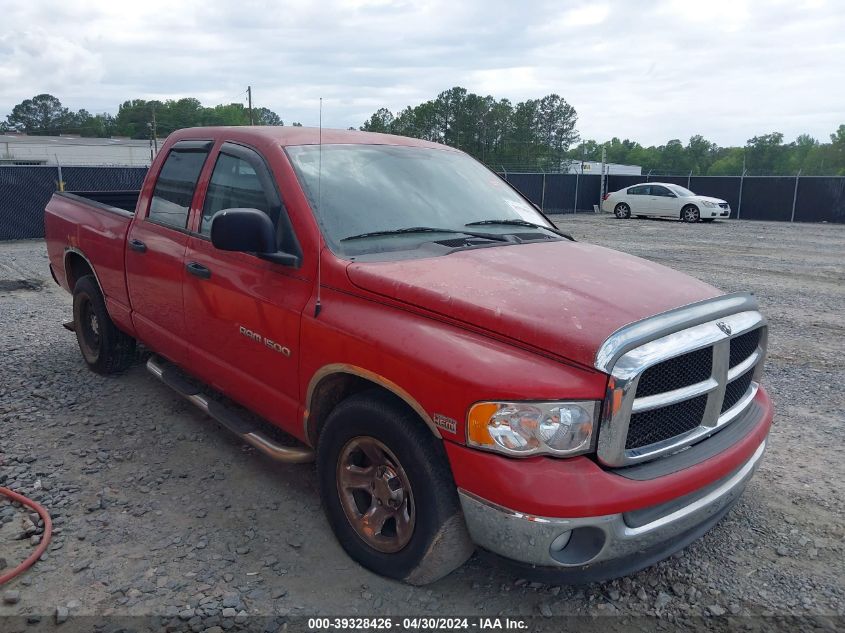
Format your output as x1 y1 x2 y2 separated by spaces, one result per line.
0 134 153 167
568 161 642 175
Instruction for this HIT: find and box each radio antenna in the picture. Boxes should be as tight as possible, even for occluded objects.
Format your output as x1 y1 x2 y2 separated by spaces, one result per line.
314 97 323 318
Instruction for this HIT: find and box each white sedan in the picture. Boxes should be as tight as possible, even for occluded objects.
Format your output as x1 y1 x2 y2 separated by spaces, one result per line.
601 182 731 222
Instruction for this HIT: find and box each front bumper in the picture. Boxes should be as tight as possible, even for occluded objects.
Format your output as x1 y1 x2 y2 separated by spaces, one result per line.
458 439 765 582
703 205 731 217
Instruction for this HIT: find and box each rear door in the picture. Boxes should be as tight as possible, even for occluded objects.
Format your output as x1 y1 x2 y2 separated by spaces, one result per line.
126 140 212 365
627 185 651 214
182 142 309 433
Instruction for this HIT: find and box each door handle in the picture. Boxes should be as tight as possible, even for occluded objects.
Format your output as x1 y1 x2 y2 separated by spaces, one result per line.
129 239 147 253
186 261 211 279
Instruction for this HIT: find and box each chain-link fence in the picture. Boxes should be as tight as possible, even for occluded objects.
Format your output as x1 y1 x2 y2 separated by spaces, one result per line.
498 172 845 223
2 166 844 241
0 165 147 240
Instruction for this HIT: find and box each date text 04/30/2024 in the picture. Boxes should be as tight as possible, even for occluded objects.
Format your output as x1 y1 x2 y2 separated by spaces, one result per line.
306 617 528 630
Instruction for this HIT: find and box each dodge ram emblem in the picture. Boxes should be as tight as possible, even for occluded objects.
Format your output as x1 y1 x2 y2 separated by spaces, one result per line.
717 321 732 336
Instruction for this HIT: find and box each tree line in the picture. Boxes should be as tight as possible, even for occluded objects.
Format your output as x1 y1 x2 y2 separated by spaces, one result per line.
361 86 579 172
361 87 845 176
571 130 845 177
4 91 843 176
0 94 297 140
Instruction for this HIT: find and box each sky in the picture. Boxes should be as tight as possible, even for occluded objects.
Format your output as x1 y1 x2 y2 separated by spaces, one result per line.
1 0 843 146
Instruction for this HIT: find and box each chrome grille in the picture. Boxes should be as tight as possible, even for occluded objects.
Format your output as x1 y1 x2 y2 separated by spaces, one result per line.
721 368 755 413
636 347 712 397
594 294 768 468
626 395 708 449
729 329 760 368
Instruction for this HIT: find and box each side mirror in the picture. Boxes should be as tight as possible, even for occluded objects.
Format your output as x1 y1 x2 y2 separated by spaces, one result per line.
211 208 276 253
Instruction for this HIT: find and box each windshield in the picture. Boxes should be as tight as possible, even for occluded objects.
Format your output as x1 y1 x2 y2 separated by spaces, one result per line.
667 184 696 197
286 144 554 257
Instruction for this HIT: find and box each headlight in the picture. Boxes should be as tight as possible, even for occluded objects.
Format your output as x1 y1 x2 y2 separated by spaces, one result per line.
467 401 598 457
702 201 717 207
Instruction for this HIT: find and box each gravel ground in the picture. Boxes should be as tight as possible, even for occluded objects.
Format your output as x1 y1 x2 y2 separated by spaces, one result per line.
0 215 843 631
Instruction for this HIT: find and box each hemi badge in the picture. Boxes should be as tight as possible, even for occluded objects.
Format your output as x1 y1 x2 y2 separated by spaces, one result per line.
433 413 457 434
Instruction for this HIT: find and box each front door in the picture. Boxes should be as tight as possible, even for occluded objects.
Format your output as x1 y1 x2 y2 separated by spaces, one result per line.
649 185 680 217
126 141 212 366
182 143 309 433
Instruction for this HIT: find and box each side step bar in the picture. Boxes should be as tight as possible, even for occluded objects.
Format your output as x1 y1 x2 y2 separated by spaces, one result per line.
146 355 315 464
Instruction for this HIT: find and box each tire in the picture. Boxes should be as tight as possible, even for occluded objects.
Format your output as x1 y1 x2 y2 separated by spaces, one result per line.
317 390 474 585
72 275 136 374
682 205 700 223
614 203 631 219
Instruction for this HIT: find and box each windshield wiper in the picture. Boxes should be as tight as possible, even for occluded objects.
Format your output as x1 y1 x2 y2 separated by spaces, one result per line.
465 219 575 241
341 226 509 242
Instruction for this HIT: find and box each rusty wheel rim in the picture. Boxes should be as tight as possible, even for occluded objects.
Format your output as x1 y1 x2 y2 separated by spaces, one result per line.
336 436 415 553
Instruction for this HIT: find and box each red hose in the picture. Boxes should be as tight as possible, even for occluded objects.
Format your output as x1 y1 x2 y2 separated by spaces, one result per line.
0 486 53 585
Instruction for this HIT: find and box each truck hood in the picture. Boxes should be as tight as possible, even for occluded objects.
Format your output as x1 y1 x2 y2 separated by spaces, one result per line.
346 242 721 370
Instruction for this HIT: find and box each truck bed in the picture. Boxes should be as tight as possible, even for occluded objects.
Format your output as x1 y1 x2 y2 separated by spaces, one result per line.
44 191 136 315
65 190 140 213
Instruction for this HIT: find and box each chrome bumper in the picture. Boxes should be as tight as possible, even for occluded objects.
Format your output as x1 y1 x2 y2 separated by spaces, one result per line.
458 440 765 571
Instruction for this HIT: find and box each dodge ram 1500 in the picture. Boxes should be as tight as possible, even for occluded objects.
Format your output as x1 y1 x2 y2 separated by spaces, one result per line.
44 126 772 584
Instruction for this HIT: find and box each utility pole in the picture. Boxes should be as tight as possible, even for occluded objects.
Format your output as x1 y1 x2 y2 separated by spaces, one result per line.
247 86 254 125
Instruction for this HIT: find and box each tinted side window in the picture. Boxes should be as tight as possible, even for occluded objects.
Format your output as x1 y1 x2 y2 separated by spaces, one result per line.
200 153 277 235
628 185 649 195
149 150 209 229
651 185 672 197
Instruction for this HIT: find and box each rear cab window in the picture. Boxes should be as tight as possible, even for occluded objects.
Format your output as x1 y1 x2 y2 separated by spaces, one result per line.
148 141 212 229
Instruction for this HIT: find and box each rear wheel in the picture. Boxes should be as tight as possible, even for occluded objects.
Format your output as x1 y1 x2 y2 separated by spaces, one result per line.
614 203 631 219
317 391 474 585
72 275 136 374
682 205 700 223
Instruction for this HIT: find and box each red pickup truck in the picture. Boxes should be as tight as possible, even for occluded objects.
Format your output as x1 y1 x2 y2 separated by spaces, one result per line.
44 127 772 585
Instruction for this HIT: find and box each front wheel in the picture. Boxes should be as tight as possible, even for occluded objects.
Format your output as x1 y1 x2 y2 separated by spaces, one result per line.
317 391 474 585
72 275 136 374
614 203 631 219
682 205 700 223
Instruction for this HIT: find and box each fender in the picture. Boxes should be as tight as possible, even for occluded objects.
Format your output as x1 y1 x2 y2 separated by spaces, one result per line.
304 363 442 442
63 246 135 337
63 247 103 294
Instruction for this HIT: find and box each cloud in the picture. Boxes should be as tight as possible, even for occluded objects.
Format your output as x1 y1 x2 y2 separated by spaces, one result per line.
0 0 842 145
0 27 104 95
